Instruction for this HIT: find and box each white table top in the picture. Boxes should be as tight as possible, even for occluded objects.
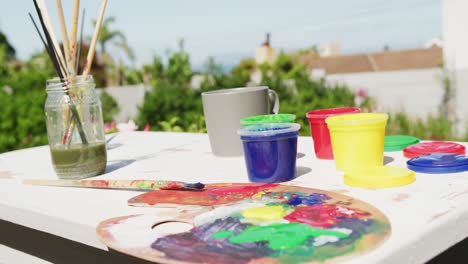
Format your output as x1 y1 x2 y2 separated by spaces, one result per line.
1 131 468 263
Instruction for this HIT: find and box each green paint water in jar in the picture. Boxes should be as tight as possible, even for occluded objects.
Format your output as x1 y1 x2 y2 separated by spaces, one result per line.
45 75 107 179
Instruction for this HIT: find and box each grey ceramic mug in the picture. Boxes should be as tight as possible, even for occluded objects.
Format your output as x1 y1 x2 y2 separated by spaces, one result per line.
202 86 279 157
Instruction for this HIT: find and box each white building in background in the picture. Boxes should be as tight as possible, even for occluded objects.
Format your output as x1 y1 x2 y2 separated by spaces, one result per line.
443 0 468 132
98 85 151 123
292 0 468 136
319 43 341 57
424 38 444 49
443 0 468 71
298 46 444 117
255 33 276 65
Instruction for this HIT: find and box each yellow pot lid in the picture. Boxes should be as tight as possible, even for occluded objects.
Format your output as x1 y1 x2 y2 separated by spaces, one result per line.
344 166 415 188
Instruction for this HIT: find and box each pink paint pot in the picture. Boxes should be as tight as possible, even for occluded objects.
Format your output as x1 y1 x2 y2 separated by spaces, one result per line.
306 107 361 159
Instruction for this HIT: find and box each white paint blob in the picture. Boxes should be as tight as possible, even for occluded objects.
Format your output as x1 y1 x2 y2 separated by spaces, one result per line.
313 235 340 246
193 202 265 226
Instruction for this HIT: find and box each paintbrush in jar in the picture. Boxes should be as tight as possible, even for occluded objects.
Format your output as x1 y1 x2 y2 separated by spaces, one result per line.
23 179 206 192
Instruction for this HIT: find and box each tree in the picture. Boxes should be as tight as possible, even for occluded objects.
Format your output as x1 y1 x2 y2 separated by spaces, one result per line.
165 39 192 84
91 17 136 86
0 31 16 60
76 43 107 87
140 55 164 85
94 17 134 63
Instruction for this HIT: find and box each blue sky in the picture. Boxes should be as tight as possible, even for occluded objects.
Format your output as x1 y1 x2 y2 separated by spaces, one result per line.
0 0 441 68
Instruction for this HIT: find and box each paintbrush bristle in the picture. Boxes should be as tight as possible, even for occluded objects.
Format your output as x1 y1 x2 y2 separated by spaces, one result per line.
159 182 206 191
183 182 205 190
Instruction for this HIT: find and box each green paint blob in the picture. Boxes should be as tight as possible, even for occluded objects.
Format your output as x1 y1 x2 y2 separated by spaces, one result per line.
229 223 349 250
136 182 152 189
211 230 235 239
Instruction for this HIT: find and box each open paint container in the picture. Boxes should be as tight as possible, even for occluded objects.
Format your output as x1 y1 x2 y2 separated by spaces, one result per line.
238 123 300 183
326 113 388 171
306 107 360 160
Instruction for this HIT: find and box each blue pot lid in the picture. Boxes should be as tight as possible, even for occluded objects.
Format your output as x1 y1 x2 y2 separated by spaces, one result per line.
407 153 468 174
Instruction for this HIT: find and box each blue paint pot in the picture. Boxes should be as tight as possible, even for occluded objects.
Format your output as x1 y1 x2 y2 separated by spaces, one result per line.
238 123 301 183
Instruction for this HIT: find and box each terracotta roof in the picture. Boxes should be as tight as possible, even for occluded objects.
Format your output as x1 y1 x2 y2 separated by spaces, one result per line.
297 47 442 74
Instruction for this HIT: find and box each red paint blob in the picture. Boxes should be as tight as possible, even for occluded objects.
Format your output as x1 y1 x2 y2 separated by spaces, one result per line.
160 182 184 190
208 184 278 195
90 180 109 187
284 204 369 228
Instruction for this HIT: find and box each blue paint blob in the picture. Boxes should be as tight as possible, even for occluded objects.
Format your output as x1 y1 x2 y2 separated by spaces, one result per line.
238 124 300 183
286 193 331 206
287 196 302 206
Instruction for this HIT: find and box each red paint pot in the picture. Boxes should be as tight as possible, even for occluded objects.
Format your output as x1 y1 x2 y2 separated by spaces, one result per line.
403 141 466 159
306 107 361 159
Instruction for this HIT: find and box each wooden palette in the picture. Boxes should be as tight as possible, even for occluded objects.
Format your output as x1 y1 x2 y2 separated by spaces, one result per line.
97 183 391 264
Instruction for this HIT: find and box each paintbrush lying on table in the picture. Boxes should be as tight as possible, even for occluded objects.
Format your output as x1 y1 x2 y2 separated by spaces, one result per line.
23 179 205 191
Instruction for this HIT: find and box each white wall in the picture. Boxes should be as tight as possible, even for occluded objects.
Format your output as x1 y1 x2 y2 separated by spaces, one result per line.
454 69 468 131
443 0 468 71
98 85 151 123
443 0 468 133
325 68 444 117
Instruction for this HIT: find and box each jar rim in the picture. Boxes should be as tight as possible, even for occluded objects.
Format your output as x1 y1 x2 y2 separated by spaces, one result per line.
46 75 95 91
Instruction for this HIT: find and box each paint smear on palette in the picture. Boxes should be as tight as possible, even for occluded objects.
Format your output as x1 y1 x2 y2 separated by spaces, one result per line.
149 199 383 263
100 184 391 264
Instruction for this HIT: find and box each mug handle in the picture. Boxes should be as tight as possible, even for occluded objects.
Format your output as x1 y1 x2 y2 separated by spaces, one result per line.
268 89 280 114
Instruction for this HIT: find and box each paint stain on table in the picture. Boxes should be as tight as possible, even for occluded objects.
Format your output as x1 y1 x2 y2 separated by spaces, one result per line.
0 171 13 179
162 148 192 153
393 193 409 202
429 210 451 223
443 189 468 201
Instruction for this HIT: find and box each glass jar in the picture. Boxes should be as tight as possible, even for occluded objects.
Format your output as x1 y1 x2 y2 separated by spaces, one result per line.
45 75 107 179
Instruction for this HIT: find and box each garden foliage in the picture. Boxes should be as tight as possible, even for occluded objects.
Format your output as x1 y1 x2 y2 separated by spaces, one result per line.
136 48 357 135
1 37 465 153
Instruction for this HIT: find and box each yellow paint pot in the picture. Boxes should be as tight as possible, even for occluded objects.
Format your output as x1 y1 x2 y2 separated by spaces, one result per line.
325 113 388 171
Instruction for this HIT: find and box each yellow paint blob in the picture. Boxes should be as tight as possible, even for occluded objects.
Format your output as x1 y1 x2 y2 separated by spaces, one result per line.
242 205 287 221
252 191 266 199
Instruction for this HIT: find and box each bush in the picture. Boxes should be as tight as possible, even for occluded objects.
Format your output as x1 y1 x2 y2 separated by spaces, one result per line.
387 112 457 141
100 91 120 123
0 50 53 152
137 79 204 132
